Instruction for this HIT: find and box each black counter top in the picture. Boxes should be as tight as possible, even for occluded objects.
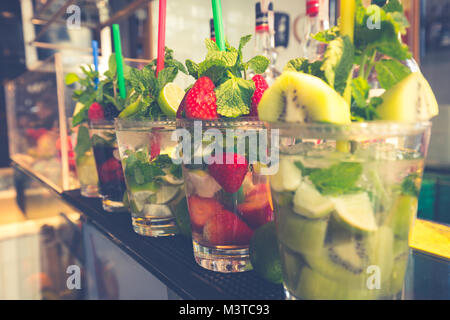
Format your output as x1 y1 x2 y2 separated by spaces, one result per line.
61 190 285 300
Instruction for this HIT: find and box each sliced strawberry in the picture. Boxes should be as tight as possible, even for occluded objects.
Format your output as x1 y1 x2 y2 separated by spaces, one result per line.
150 129 161 160
188 196 223 232
99 158 124 183
88 102 105 121
238 203 273 229
208 153 249 193
184 77 218 120
203 210 254 245
250 75 269 117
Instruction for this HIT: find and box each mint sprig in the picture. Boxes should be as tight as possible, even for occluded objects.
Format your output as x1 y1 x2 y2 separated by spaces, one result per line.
186 35 270 118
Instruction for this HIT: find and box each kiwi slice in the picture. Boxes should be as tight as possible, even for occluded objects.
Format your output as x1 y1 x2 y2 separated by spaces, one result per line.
277 208 329 256
295 267 377 300
330 193 378 233
293 181 334 218
270 158 302 192
258 71 351 124
376 72 439 123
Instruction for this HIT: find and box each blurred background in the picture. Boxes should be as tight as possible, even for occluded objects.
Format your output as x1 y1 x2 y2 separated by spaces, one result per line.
0 0 448 299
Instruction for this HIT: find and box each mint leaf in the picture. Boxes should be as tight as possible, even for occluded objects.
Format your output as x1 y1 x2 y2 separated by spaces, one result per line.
351 77 370 108
157 66 178 91
246 55 270 74
321 36 355 95
309 162 363 195
383 0 403 13
198 59 228 86
312 26 339 43
239 35 252 53
284 58 325 81
205 39 220 52
374 59 411 90
74 125 91 162
401 173 420 197
72 104 89 126
206 50 238 68
186 59 199 79
215 76 255 118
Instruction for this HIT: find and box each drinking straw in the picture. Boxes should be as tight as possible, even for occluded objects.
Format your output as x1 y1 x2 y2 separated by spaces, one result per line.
112 24 127 99
339 0 356 106
156 0 167 77
340 0 356 43
92 40 99 90
211 0 226 51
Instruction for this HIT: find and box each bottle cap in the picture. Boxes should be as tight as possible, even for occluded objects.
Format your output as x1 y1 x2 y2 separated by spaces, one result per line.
306 0 319 17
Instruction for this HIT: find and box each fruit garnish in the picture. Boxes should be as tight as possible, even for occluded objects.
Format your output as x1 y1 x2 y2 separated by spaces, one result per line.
208 152 249 193
187 196 223 231
185 170 221 198
330 192 378 233
249 222 282 284
183 36 270 118
203 209 253 245
250 74 269 116
157 82 185 117
99 158 124 183
376 72 439 123
88 102 105 120
183 77 218 120
293 181 334 219
238 200 273 229
258 71 351 124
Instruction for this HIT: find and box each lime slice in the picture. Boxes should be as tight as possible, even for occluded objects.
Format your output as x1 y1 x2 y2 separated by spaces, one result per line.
157 82 185 117
73 102 85 117
330 193 378 233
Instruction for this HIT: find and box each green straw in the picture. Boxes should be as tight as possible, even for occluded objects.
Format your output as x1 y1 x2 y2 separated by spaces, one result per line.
112 24 126 99
211 0 226 51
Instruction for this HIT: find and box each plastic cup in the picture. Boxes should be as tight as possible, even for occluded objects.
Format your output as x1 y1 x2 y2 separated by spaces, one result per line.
115 119 183 237
88 119 127 212
266 121 432 300
70 121 99 198
177 118 274 273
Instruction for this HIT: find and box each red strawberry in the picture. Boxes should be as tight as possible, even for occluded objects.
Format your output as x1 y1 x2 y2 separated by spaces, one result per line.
88 102 105 120
188 196 223 232
99 158 124 183
150 129 161 160
208 153 249 193
203 210 254 245
250 75 269 116
184 77 218 119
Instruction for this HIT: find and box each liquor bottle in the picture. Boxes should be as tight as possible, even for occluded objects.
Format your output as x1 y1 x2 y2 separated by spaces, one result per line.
297 0 330 60
209 18 215 42
252 0 280 84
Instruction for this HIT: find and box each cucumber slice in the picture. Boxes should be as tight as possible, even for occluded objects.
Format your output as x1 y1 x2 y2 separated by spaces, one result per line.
270 158 302 192
293 182 334 218
330 193 378 233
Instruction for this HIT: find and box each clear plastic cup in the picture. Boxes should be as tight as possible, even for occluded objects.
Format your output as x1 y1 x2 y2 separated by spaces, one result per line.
177 118 274 273
115 119 184 237
71 122 99 198
267 121 432 300
89 119 127 212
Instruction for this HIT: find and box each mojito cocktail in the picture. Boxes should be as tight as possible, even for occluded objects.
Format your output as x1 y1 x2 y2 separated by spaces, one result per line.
116 119 184 237
270 122 430 300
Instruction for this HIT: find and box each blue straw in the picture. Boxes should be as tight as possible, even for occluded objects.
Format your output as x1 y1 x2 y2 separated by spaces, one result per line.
92 40 99 90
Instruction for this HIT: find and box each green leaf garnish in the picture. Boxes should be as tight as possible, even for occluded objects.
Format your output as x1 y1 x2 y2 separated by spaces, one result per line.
215 75 255 118
374 59 411 90
308 162 363 195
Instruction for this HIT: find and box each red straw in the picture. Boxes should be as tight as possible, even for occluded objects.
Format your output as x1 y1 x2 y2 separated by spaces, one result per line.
156 0 167 77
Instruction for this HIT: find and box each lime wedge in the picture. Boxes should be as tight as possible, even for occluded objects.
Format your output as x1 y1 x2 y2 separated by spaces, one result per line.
330 193 378 233
157 83 185 117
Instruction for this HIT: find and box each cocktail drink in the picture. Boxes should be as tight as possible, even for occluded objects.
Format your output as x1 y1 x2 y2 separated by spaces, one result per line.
116 119 184 236
71 122 99 197
175 34 275 272
178 118 274 272
256 1 439 298
269 122 430 299
89 119 127 212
